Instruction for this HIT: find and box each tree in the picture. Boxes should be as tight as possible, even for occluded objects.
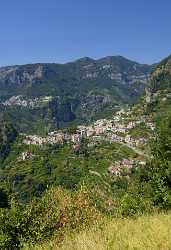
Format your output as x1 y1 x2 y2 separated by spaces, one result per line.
0 188 9 208
141 111 171 208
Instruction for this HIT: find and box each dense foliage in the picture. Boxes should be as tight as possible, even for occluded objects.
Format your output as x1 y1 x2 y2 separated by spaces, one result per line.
0 121 17 163
0 139 136 202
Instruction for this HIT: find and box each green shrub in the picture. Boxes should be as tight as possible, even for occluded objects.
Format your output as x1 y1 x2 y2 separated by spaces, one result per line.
0 189 9 208
118 193 153 217
0 186 101 249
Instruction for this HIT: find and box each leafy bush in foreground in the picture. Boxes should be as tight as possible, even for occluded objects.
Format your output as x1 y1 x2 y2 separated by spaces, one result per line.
0 186 100 249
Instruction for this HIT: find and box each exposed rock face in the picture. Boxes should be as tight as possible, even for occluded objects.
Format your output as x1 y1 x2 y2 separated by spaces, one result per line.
0 65 43 87
80 94 112 118
145 55 171 105
49 98 77 126
76 56 150 85
145 87 152 104
0 56 151 95
150 55 171 92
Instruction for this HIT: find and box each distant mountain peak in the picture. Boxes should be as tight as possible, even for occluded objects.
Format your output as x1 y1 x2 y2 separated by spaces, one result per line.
74 57 94 63
98 55 138 64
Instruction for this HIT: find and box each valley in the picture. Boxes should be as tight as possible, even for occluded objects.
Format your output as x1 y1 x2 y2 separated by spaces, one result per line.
0 54 171 250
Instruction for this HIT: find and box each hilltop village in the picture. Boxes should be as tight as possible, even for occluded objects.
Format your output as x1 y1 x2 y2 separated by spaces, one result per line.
24 108 155 148
22 107 155 176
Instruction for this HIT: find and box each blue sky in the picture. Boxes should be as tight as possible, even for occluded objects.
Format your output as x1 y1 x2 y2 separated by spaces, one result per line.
0 0 171 66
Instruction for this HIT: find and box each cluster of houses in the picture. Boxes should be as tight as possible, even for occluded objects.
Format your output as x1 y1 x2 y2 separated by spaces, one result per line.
20 108 153 178
23 131 82 146
18 151 34 161
23 108 155 150
108 159 135 176
108 158 146 176
2 95 52 108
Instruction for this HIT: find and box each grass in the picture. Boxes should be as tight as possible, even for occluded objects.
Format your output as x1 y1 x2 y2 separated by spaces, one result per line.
26 212 171 250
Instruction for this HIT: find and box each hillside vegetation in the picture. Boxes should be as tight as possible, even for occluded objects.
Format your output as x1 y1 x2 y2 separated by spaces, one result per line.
0 121 17 162
29 213 171 250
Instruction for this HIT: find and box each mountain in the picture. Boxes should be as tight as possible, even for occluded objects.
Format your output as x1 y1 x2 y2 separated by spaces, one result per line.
150 54 171 92
144 55 171 116
0 56 152 134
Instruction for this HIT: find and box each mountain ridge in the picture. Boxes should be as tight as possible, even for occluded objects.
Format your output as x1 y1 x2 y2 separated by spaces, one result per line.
0 55 151 68
0 55 152 134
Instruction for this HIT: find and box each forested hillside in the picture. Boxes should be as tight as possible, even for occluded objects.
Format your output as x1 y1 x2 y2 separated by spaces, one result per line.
0 56 151 134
